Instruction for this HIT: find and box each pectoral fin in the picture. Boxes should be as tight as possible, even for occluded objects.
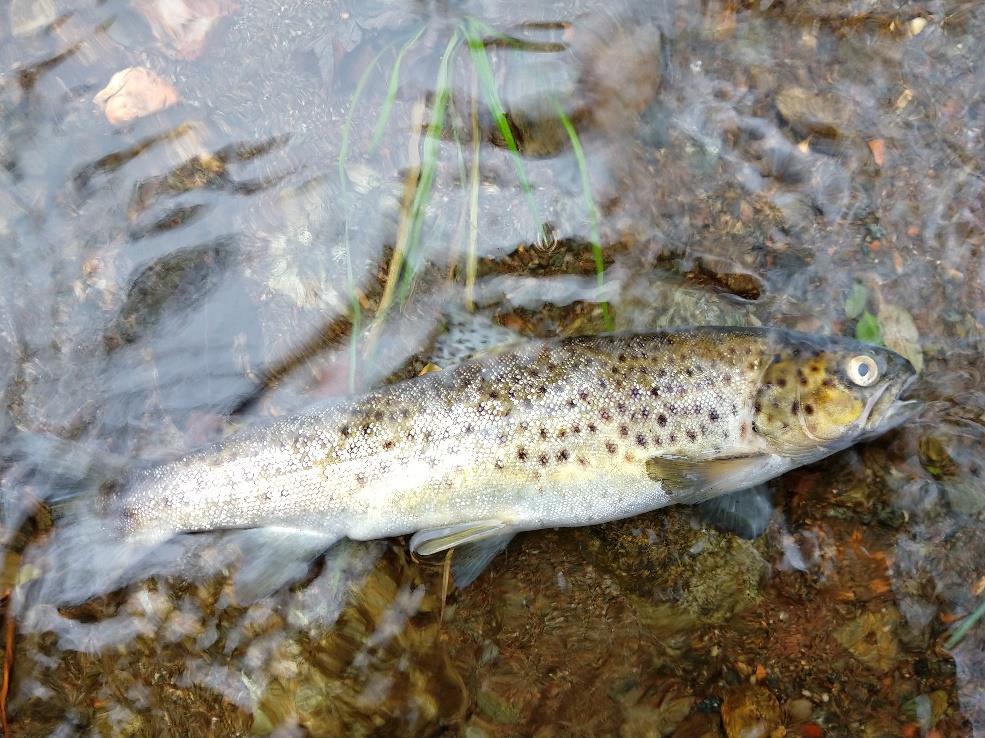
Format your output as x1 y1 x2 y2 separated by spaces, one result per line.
645 453 794 501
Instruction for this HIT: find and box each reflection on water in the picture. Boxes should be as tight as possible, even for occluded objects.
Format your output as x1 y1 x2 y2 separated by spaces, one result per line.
1 0 983 735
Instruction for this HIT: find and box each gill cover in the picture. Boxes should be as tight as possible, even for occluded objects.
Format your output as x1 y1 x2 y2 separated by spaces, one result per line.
752 335 911 454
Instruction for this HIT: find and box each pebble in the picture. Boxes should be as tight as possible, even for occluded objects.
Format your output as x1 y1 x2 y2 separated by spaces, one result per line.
93 67 180 124
785 698 813 722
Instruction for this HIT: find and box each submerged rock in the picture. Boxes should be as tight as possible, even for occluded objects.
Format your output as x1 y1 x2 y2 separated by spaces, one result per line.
720 685 781 738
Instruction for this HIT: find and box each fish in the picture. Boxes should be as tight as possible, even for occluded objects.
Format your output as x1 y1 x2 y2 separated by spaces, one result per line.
99 325 916 590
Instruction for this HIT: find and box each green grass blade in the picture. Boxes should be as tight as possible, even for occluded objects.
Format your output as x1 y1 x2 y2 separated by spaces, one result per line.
369 26 426 152
462 19 546 243
552 98 613 330
395 32 461 303
946 595 985 649
338 43 390 391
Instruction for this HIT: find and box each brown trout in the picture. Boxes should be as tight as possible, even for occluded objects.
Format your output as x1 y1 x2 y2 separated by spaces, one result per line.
113 327 915 586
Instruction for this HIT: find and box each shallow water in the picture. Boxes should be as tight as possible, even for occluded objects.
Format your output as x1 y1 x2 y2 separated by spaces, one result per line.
0 0 983 736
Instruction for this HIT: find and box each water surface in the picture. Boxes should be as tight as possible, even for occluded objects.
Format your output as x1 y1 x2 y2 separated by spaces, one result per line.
1 0 983 736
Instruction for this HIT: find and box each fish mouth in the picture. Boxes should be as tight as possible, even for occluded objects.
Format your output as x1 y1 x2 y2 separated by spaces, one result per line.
857 371 919 441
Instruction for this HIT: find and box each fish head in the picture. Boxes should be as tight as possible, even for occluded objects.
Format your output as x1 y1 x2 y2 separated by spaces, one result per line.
752 332 917 456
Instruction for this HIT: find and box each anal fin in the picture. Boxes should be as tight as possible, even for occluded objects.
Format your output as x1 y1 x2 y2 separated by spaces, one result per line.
409 519 509 556
451 533 514 587
409 519 515 587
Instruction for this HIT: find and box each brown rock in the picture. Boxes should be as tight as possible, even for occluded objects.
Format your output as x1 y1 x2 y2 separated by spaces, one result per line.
136 0 240 59
721 685 781 738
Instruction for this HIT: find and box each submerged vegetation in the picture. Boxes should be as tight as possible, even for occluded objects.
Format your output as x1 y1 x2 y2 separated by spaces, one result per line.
337 15 613 386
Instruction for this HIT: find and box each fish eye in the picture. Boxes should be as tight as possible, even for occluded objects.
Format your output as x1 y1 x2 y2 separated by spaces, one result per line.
847 355 879 386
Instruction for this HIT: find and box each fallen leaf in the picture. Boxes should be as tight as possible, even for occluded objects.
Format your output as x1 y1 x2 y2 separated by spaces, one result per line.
93 67 179 124
834 609 900 673
844 282 869 319
877 303 924 371
855 310 884 346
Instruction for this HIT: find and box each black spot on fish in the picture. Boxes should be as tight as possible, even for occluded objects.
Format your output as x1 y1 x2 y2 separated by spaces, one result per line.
566 398 576 408
382 440 394 450
573 423 582 434
685 367 694 377
539 453 549 466
641 407 650 419
669 433 677 443
617 402 627 415
606 441 617 454
489 390 499 400
557 428 568 439
538 385 548 395
557 449 569 462
374 411 384 421
618 353 627 362
340 424 351 437
686 429 697 441
653 435 662 446
598 379 608 390
657 414 667 426
777 377 787 387
822 378 835 387
619 425 629 437
790 401 800 414
600 409 612 422
722 374 732 384
804 403 815 415
588 423 598 433
657 368 667 378
636 433 647 448
700 424 707 435
400 408 410 418
579 390 589 401
754 400 762 413
650 386 660 398
495 459 505 470
577 455 589 467
517 447 528 461
709 409 720 422
464 423 473 434
540 427 549 439
630 387 641 399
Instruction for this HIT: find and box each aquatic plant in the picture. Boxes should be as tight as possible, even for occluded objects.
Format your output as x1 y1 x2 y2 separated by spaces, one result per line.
337 16 614 384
